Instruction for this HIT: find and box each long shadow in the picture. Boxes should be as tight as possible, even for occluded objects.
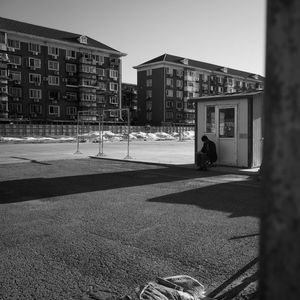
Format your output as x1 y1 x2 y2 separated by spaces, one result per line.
230 233 260 240
10 156 52 165
147 180 261 218
207 257 259 299
0 165 218 204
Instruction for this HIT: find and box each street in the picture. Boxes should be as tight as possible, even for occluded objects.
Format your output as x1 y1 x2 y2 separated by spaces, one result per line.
0 156 260 299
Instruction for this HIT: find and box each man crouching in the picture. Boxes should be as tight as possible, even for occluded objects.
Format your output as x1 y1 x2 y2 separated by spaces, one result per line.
196 135 217 171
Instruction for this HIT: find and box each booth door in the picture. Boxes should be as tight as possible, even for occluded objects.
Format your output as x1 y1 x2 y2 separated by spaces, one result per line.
217 106 237 166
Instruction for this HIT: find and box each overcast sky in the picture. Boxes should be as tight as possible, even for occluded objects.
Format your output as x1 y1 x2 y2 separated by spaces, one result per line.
1 0 266 84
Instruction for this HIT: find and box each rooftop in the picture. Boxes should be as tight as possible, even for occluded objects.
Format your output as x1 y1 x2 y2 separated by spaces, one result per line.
134 53 264 80
0 16 125 55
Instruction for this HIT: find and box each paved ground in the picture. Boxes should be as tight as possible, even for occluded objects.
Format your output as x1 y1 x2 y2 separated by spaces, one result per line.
0 140 195 165
0 140 259 175
0 148 261 300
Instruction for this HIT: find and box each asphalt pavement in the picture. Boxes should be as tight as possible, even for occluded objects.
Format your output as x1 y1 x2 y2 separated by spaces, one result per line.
0 152 261 299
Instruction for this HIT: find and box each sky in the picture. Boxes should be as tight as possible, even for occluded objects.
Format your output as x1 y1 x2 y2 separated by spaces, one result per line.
0 0 266 84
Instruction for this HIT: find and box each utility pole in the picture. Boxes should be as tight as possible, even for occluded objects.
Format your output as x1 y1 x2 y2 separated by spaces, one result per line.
259 1 300 299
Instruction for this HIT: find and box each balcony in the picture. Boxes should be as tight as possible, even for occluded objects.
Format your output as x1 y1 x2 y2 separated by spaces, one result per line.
79 57 97 65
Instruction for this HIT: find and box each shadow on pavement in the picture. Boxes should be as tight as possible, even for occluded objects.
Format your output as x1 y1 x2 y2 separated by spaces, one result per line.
207 257 259 299
147 180 261 218
0 165 222 204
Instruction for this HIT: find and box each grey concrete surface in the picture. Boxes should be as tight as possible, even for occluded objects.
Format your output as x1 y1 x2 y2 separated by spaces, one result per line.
0 157 260 299
0 141 259 176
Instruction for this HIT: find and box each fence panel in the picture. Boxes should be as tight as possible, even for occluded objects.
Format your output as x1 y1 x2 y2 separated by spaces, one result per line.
0 123 194 138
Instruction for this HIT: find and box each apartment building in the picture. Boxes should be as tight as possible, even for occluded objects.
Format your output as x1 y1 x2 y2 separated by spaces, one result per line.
0 17 126 122
134 54 264 126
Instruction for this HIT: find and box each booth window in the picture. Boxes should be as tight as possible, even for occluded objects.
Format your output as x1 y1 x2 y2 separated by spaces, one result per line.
219 108 235 138
206 106 216 133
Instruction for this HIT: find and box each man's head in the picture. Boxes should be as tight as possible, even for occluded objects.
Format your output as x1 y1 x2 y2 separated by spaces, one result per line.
201 135 209 142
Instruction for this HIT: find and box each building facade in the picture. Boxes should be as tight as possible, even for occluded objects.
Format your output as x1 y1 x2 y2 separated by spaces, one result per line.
121 83 138 124
134 54 264 126
0 17 126 122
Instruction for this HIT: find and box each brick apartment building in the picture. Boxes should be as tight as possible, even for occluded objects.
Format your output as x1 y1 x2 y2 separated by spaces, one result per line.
134 54 264 126
0 17 126 122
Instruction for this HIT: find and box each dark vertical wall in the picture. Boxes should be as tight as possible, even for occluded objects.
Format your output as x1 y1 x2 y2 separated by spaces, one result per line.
137 67 165 126
151 68 165 125
260 1 300 299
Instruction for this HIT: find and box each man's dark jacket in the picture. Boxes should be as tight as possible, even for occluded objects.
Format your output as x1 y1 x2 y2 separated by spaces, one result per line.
201 140 217 163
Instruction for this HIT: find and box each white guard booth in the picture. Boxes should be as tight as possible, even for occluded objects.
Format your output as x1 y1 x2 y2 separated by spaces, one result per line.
194 91 264 168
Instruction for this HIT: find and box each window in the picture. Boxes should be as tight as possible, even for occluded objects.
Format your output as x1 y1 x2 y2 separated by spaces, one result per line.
146 79 152 87
202 84 209 93
49 105 60 116
29 89 42 99
96 68 105 76
109 69 118 79
48 60 59 71
166 78 173 87
217 76 223 84
28 43 41 53
146 101 152 110
29 57 41 68
166 67 173 76
66 49 76 59
81 65 96 73
166 111 174 119
66 92 77 101
176 102 183 109
218 86 223 93
176 69 183 77
146 111 152 121
176 91 183 99
146 69 152 76
110 82 118 91
7 39 20 49
110 110 119 117
166 89 173 97
205 106 216 134
202 74 208 82
166 101 173 108
8 55 21 65
96 95 105 103
48 46 59 56
66 106 77 115
29 104 42 114
0 86 7 95
0 69 7 78
9 87 22 98
98 82 106 90
188 70 194 77
48 76 60 86
9 103 22 113
227 78 233 86
0 32 6 44
66 63 77 73
109 96 118 104
8 71 21 81
146 90 152 99
81 94 96 101
29 73 41 84
92 54 104 64
219 107 235 138
176 80 183 88
176 113 183 119
49 91 60 100
81 79 96 86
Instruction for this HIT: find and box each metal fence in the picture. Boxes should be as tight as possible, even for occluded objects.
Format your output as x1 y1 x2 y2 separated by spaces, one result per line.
0 123 194 137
